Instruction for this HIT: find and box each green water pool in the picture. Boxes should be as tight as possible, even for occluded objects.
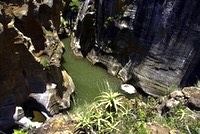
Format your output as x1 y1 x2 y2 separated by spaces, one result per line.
62 38 122 106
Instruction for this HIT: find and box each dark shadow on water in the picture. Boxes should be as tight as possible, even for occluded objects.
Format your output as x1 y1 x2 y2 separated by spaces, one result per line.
94 62 108 71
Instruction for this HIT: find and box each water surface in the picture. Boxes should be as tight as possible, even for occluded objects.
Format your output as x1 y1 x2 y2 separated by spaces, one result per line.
62 38 121 106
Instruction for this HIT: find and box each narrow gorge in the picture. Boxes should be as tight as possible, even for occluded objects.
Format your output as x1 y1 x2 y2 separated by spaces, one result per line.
0 0 200 133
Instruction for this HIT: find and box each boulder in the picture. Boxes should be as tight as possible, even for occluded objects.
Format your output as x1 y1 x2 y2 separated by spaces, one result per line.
30 115 77 134
182 87 200 110
170 91 184 99
120 84 137 94
147 122 179 134
61 70 75 108
166 98 180 109
157 87 200 116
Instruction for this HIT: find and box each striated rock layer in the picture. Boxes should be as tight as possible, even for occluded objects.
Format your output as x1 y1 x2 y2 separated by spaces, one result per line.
71 0 200 96
0 0 74 131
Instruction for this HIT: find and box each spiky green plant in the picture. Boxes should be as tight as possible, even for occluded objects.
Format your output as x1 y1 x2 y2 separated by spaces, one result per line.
75 102 121 133
76 112 94 132
95 81 126 113
75 81 130 133
95 91 126 113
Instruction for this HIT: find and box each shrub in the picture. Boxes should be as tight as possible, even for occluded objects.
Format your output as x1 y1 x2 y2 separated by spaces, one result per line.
13 129 28 134
69 0 81 12
104 16 114 29
40 57 50 70
154 106 200 134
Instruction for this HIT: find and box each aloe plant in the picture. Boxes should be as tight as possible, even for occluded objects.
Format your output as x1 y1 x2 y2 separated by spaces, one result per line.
95 91 126 113
75 81 127 133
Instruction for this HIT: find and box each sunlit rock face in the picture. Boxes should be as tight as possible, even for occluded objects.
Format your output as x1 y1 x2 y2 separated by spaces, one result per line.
71 0 200 96
0 0 74 131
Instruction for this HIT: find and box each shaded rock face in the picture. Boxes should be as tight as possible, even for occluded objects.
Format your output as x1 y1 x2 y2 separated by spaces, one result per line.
71 0 200 96
182 87 200 110
0 0 74 131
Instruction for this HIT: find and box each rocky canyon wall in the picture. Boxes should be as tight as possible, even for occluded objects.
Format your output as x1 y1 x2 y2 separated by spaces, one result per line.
71 0 200 96
0 0 74 131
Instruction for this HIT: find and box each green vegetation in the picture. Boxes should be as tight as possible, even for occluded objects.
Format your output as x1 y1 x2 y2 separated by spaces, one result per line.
62 0 66 7
168 84 181 94
60 15 67 27
75 91 132 133
13 129 28 134
104 16 114 29
69 0 81 12
40 57 50 70
43 29 53 37
75 86 199 133
74 82 148 133
95 91 125 113
103 0 135 29
195 80 200 88
154 107 200 134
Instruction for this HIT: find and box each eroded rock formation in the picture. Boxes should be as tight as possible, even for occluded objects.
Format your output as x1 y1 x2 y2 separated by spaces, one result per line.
0 0 74 131
71 0 200 96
